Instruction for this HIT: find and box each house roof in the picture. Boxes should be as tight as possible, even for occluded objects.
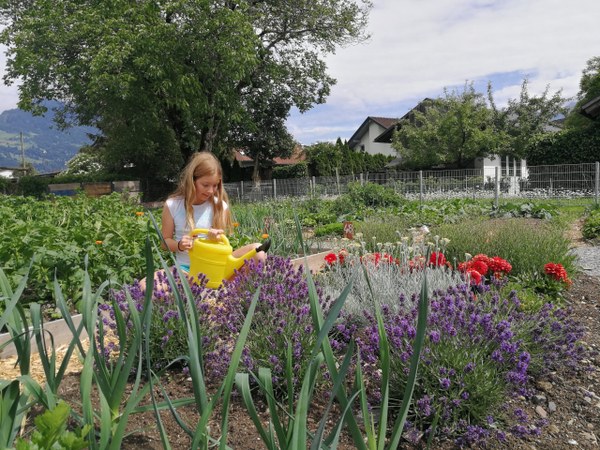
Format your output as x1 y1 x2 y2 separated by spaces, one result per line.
581 95 600 120
233 145 306 168
348 116 399 148
374 98 435 143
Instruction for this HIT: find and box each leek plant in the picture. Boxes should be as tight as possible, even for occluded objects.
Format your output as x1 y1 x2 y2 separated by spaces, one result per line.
234 276 356 449
0 266 35 449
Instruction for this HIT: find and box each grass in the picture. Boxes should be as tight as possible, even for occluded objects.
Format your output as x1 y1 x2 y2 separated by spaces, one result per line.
431 217 576 276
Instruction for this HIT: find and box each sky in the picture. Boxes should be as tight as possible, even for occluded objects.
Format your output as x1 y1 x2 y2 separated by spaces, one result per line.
285 0 600 145
1 0 600 146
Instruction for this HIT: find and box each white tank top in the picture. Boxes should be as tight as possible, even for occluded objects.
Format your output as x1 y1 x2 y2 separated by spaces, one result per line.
165 197 227 266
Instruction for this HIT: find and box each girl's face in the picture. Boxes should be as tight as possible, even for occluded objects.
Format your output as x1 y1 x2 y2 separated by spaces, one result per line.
193 173 221 204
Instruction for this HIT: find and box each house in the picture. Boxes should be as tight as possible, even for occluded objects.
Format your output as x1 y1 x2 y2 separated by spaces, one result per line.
0 166 28 178
348 99 434 157
349 99 528 180
231 145 306 180
581 95 600 120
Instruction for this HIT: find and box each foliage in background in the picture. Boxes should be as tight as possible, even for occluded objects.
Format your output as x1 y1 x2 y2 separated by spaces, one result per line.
305 140 392 177
488 79 567 160
526 125 600 166
272 161 309 179
582 207 600 240
432 217 575 277
0 194 158 308
564 56 600 130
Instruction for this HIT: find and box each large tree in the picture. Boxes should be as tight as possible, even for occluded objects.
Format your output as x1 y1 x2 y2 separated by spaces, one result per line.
392 84 499 170
488 79 567 159
564 56 600 130
0 0 371 192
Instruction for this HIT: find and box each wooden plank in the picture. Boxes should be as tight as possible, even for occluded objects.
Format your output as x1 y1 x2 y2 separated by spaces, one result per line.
0 314 87 358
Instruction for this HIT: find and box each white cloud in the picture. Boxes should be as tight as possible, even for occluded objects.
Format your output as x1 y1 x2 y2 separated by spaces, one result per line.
0 44 20 112
289 0 600 144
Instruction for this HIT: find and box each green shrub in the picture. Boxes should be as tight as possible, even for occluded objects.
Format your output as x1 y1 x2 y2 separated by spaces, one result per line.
314 222 344 237
272 162 309 179
582 208 600 240
16 176 50 198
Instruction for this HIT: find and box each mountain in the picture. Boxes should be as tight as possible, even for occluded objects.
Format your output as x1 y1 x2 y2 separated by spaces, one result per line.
0 102 96 173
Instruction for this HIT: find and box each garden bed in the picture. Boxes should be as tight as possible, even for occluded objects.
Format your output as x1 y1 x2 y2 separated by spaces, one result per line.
16 272 596 449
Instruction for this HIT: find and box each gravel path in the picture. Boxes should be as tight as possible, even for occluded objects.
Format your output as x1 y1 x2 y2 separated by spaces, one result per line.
571 245 600 279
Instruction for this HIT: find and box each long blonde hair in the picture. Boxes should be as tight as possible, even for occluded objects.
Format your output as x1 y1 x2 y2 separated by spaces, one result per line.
170 152 232 233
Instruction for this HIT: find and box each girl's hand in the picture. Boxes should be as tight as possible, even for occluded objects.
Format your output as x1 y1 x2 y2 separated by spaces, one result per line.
207 228 225 241
178 235 194 251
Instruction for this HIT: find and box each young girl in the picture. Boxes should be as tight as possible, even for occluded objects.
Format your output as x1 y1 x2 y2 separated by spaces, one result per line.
148 152 266 289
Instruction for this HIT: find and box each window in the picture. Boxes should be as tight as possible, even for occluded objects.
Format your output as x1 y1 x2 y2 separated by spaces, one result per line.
501 156 522 177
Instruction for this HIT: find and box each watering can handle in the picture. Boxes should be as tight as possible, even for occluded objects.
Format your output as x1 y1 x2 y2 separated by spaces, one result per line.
190 228 230 246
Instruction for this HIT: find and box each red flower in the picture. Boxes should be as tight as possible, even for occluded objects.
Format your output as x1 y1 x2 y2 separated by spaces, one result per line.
488 256 512 276
472 254 491 265
324 253 338 265
429 252 447 267
470 260 489 276
544 262 571 284
467 269 482 285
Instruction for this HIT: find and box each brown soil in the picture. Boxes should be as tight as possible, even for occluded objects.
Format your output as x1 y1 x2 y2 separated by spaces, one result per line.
5 220 600 449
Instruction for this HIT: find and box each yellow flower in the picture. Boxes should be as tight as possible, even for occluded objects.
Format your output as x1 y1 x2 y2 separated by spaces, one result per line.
135 211 144 216
233 222 240 228
261 233 269 239
95 240 103 245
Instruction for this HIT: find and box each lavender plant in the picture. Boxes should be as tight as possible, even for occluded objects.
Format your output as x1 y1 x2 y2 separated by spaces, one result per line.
101 269 216 373
333 282 588 447
212 255 333 390
103 255 331 395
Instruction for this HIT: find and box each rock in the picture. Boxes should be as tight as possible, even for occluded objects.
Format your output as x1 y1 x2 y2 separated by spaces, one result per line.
583 396 592 404
548 424 560 434
581 432 597 444
537 381 553 392
534 406 547 419
532 394 547 405
567 439 578 445
548 401 557 413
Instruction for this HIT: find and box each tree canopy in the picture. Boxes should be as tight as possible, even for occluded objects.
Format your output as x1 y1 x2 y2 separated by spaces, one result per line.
391 80 567 170
0 0 371 196
392 84 499 170
565 56 600 130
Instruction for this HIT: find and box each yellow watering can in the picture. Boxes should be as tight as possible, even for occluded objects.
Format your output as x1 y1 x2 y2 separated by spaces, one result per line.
188 228 271 289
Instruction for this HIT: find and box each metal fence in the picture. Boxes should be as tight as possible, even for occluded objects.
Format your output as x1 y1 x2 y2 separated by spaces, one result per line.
223 162 600 205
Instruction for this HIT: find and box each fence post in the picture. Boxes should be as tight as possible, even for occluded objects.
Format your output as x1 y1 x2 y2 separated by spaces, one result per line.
240 180 244 201
312 176 316 197
335 167 340 195
594 161 600 206
360 173 364 186
419 170 423 205
273 178 277 200
494 166 499 209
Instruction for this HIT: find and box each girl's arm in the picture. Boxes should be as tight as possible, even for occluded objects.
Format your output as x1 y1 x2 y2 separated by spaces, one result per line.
161 205 189 252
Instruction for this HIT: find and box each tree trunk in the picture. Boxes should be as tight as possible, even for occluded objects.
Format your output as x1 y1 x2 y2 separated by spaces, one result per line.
252 156 261 185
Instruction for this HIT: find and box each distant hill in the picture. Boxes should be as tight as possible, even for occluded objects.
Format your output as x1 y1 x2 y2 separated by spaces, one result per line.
0 102 96 173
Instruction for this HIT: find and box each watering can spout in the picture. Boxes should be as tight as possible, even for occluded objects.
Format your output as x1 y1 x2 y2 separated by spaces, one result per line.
188 228 270 289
